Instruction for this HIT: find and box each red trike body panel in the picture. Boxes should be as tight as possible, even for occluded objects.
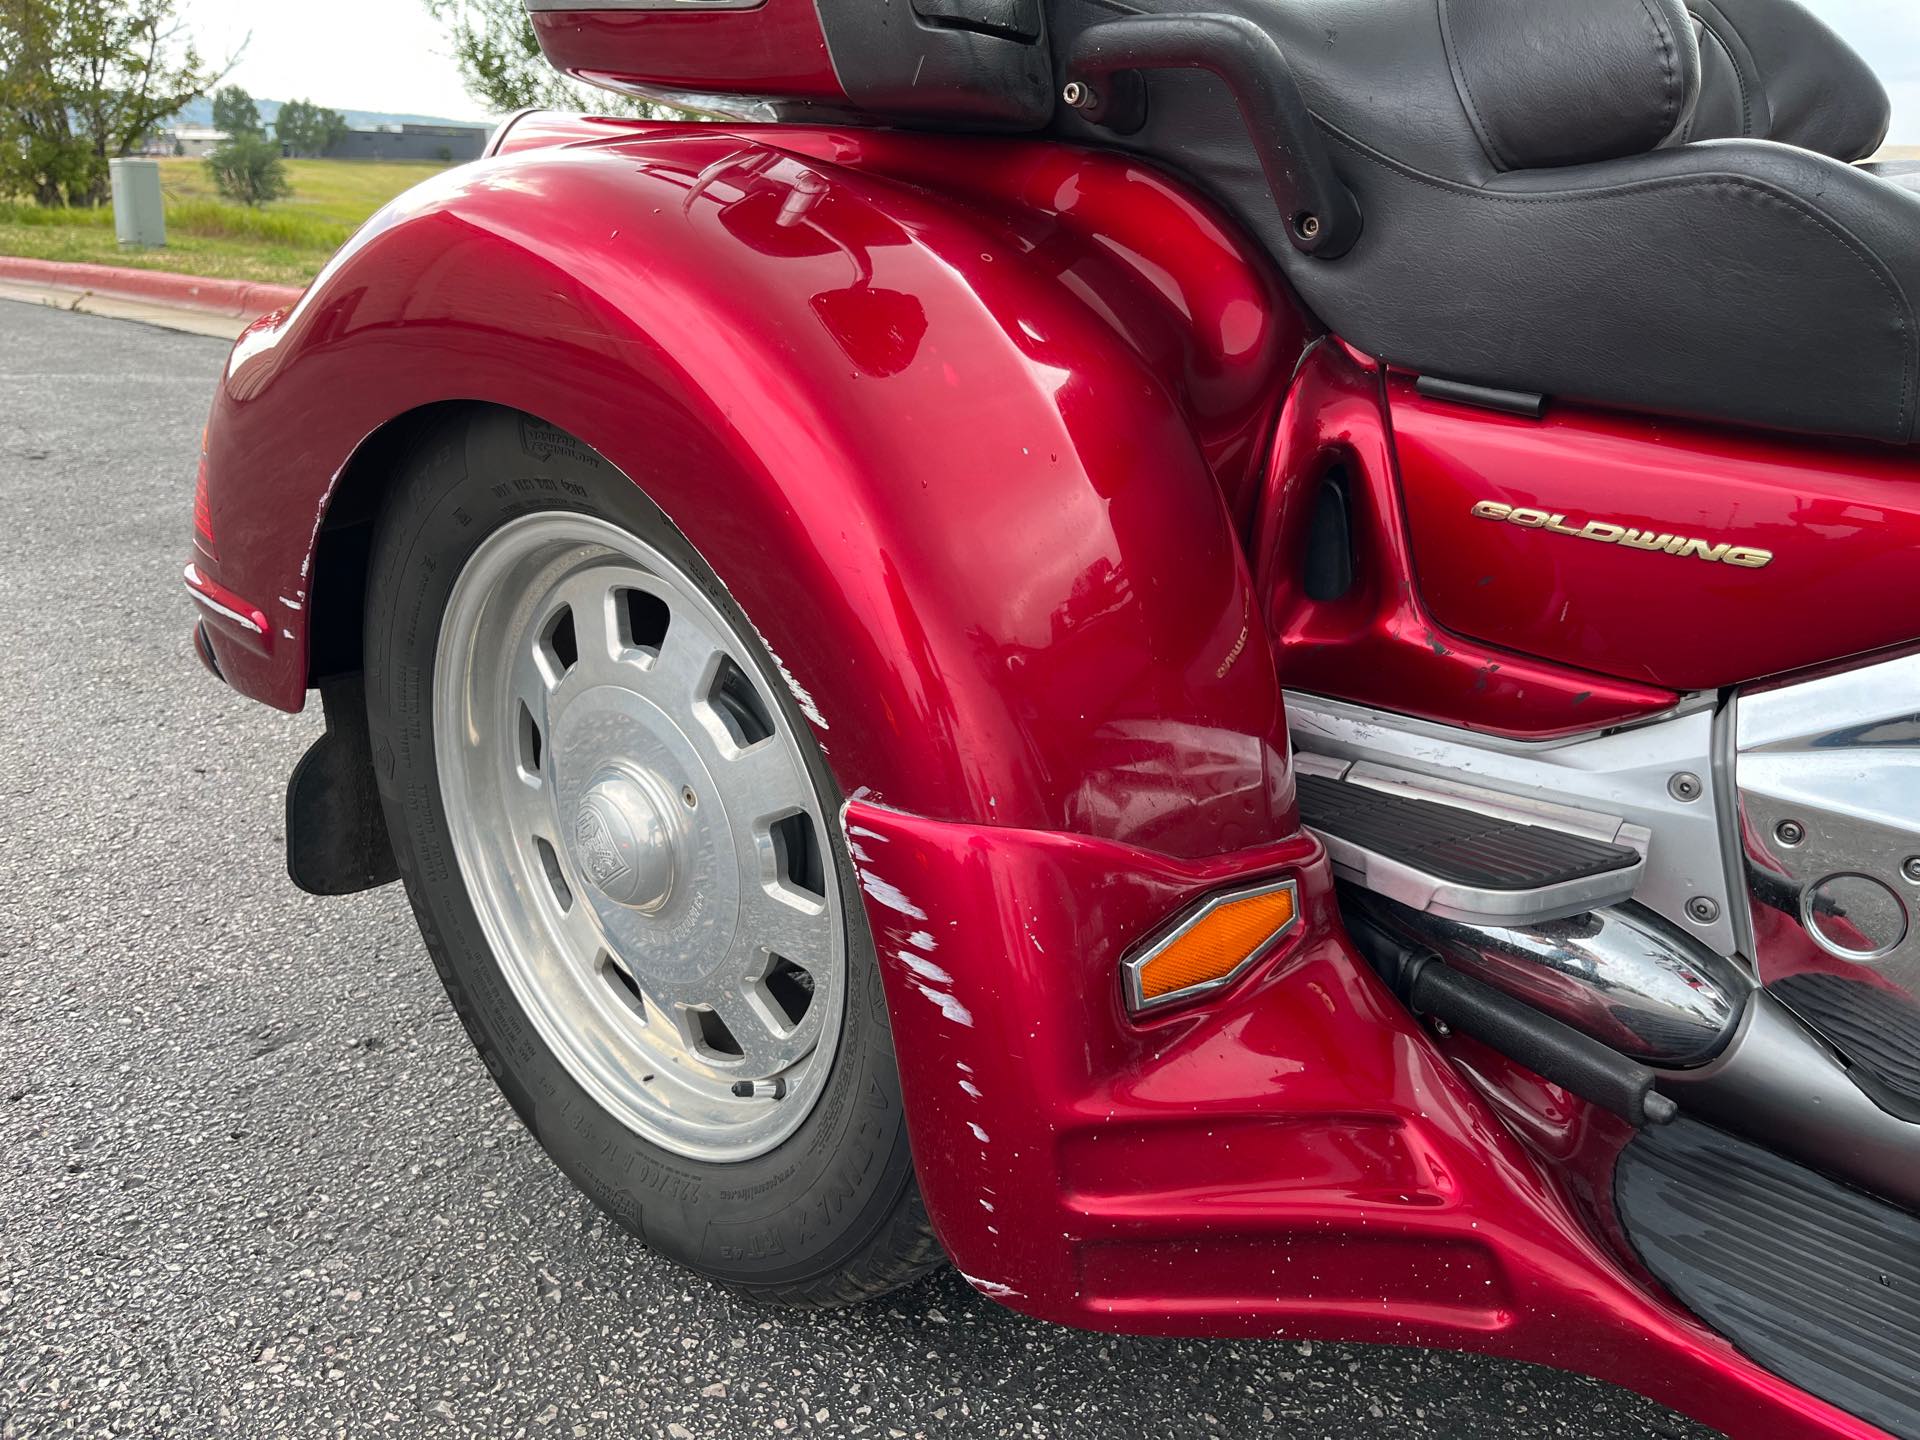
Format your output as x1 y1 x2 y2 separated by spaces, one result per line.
190 117 1919 1440
194 125 1301 858
530 2 843 105
843 798 1888 1440
1392 377 1920 692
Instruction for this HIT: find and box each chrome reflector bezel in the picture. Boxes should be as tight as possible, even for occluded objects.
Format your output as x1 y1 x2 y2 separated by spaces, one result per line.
1120 877 1300 1016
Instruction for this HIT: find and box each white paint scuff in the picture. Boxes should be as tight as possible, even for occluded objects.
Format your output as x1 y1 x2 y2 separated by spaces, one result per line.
958 1272 1023 1301
913 983 974 1027
897 952 953 986
859 872 928 921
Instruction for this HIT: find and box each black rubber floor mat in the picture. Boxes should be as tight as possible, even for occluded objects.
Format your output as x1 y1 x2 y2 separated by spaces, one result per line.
1295 773 1638 891
1617 1119 1920 1439
1771 970 1920 1109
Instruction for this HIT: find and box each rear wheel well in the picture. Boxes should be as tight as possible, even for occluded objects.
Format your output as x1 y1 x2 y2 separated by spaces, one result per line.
307 401 499 687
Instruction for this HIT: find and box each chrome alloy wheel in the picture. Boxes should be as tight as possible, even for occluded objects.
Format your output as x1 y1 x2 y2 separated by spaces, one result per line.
433 513 844 1163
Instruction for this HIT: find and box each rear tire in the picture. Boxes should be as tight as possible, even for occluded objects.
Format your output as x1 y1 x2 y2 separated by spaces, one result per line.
361 407 944 1305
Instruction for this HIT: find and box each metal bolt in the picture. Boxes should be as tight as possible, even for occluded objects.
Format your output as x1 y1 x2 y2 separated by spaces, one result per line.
1429 1016 1452 1039
1667 772 1703 803
1686 896 1721 924
681 785 698 810
1903 857 1920 884
1774 819 1805 847
1295 212 1322 241
1062 80 1095 109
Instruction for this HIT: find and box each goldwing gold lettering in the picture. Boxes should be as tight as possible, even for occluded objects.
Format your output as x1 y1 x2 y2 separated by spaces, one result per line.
1468 503 1772 569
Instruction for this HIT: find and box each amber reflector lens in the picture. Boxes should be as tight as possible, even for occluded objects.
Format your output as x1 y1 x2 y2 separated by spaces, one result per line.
1130 883 1298 1009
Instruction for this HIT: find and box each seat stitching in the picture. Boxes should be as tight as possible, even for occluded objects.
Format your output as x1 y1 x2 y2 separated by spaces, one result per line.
1633 0 1680 136
1319 122 1915 435
1697 16 1754 137
1434 0 1511 171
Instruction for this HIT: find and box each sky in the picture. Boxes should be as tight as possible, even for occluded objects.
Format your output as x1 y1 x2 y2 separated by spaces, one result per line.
176 0 1918 140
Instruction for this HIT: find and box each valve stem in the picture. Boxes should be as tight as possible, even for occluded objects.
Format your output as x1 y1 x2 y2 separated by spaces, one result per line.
731 1079 787 1100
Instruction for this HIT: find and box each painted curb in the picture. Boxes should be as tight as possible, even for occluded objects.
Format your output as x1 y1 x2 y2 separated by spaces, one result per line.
0 256 303 319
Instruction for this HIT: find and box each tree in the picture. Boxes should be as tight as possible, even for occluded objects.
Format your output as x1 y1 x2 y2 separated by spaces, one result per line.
421 0 679 117
275 97 346 158
206 132 288 206
0 0 230 206
210 82 260 137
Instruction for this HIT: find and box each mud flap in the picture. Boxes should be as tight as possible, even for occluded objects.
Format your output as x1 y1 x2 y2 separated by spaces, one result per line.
286 675 399 896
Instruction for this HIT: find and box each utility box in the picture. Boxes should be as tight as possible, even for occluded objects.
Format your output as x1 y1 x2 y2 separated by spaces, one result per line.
109 158 166 248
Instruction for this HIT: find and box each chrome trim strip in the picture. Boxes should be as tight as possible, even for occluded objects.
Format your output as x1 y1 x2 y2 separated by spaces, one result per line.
1121 879 1299 1015
183 577 263 635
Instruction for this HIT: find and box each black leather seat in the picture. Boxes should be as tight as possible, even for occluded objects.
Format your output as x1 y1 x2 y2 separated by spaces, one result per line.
1049 0 1920 445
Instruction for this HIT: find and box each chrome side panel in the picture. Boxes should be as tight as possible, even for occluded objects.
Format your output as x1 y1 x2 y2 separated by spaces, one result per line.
1287 695 1741 956
1735 653 1920 1082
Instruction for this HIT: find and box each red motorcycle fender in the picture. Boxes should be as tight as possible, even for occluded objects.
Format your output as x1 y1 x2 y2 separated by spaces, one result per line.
198 127 1297 860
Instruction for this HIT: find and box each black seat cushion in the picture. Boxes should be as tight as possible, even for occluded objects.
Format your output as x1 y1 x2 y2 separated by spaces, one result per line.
1048 0 1920 444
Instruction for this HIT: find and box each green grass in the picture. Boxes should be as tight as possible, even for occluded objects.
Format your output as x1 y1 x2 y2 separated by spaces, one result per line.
0 157 453 287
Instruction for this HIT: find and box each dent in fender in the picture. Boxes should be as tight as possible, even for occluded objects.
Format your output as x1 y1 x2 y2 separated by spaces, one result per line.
197 125 1300 859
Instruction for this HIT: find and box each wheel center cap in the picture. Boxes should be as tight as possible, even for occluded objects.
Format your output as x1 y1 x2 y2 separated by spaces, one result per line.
572 771 676 912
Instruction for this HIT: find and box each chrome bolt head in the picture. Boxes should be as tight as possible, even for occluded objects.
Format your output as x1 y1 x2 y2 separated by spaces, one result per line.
1903 857 1920 884
1061 80 1095 109
1295 212 1322 240
1686 896 1721 924
1667 772 1703 803
1774 819 1806 847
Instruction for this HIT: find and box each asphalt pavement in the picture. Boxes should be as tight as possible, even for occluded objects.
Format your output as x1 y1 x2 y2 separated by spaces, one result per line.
0 299 1712 1439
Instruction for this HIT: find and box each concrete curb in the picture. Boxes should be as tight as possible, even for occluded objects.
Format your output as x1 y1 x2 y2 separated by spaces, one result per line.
0 256 303 320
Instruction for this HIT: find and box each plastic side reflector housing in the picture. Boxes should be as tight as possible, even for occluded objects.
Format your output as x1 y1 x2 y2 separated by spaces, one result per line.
1122 879 1299 1014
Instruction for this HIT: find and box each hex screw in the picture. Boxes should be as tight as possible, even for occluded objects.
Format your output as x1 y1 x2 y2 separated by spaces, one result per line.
1904 857 1920 884
1294 212 1322 241
1062 80 1095 110
1687 896 1721 924
681 786 698 810
1774 819 1806 847
1668 772 1703 803
1429 1016 1452 1039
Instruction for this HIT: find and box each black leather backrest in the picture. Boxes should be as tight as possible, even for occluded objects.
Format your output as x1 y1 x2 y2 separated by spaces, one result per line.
1438 0 1702 170
1683 0 1890 161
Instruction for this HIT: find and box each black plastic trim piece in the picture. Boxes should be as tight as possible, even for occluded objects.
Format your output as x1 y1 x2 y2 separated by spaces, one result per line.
813 0 1053 128
1302 468 1355 602
1770 970 1920 1113
1618 1119 1920 1439
1407 953 1676 1127
1061 13 1362 257
1415 374 1548 418
286 674 400 897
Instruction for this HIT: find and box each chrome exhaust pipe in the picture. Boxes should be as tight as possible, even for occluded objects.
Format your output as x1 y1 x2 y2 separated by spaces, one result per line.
1355 896 1920 1212
1355 900 1750 1068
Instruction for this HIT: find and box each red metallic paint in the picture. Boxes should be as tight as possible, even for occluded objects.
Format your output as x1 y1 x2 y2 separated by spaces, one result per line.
845 800 1891 1440
1391 374 1920 691
530 3 843 105
194 123 1300 861
1254 344 1681 738
190 112 1918 1440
